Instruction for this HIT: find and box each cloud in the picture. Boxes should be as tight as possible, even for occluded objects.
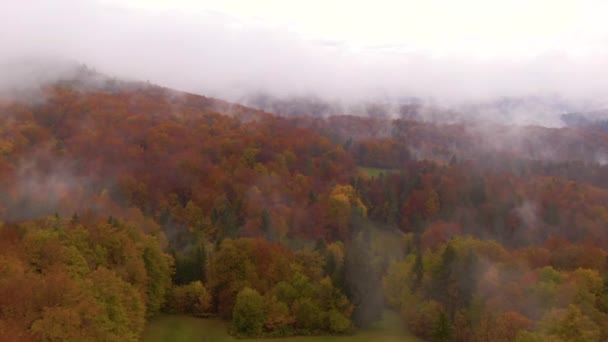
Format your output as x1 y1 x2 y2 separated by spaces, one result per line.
2 0 608 111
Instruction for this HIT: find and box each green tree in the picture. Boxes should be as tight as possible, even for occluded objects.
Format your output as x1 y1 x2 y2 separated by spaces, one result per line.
232 287 266 337
328 309 351 333
88 267 146 341
206 239 258 318
292 297 324 331
412 247 424 291
543 305 601 342
383 258 414 308
211 197 240 241
344 231 383 327
432 242 457 315
432 312 453 342
261 209 276 241
264 296 293 332
142 237 173 317
173 241 207 285
599 269 608 313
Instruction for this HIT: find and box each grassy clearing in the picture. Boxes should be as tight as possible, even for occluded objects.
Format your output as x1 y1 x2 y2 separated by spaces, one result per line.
357 167 399 178
143 311 421 342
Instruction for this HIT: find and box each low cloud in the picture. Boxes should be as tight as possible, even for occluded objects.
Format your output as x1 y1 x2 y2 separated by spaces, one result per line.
2 0 608 123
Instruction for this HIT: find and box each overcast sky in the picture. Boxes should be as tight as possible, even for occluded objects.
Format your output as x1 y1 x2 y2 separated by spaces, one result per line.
2 0 608 104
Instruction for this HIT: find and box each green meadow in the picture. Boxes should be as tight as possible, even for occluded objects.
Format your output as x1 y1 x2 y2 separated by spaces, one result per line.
143 311 421 342
357 167 400 178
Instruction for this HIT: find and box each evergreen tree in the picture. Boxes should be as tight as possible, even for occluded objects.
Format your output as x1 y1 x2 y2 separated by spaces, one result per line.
173 241 207 284
344 231 383 327
412 247 424 291
194 242 207 282
470 178 486 208
308 190 317 206
432 242 457 317
211 197 239 241
432 312 453 342
456 252 478 309
261 209 276 241
70 213 79 224
599 266 608 313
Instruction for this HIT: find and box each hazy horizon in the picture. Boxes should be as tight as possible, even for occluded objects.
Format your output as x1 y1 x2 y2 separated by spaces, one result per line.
3 0 608 121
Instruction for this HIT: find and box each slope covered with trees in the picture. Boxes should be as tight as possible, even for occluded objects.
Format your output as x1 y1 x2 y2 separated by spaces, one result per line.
0 81 607 340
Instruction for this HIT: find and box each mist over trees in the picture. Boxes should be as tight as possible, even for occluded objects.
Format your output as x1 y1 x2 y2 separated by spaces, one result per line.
2 0 608 340
0 79 606 340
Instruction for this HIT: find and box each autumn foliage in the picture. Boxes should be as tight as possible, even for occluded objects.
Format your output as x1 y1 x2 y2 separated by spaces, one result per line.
1 81 608 340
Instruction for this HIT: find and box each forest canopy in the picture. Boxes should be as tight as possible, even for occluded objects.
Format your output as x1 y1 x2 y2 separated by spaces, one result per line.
0 82 607 340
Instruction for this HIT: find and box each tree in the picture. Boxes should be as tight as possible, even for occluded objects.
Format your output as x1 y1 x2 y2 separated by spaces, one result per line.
173 241 207 285
165 281 212 316
542 305 601 342
599 268 608 313
240 146 259 169
403 300 443 340
383 258 415 308
261 209 275 241
412 247 424 291
432 242 457 315
422 222 462 252
486 311 533 342
432 312 453 342
206 239 257 318
194 241 207 281
87 267 146 341
292 297 324 332
317 277 353 318
232 287 266 337
142 237 173 317
328 309 351 333
263 296 293 332
344 231 383 327
324 242 345 290
211 196 240 241
470 178 486 208
327 184 367 240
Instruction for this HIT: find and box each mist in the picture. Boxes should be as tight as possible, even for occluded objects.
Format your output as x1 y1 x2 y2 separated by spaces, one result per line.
3 0 608 125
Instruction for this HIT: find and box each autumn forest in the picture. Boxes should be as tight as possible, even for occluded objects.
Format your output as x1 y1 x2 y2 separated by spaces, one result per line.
0 74 607 342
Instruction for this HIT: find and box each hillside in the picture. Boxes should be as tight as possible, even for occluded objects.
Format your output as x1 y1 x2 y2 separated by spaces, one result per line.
0 82 607 341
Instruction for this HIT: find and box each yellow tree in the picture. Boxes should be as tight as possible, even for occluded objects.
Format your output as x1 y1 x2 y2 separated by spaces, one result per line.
327 185 367 240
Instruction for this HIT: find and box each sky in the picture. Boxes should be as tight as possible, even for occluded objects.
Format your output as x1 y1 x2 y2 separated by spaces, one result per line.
107 0 606 57
2 0 608 105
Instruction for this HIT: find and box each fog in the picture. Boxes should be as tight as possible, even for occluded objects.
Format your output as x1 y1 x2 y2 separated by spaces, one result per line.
3 0 608 123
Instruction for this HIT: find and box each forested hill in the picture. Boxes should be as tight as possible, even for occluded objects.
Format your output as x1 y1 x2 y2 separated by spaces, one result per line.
289 114 608 165
0 82 607 341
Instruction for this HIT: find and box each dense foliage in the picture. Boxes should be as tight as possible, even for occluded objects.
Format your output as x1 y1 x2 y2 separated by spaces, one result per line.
0 216 172 341
1 81 607 340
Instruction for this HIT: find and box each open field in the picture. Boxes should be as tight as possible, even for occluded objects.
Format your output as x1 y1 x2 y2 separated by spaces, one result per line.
357 166 400 178
143 311 422 342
